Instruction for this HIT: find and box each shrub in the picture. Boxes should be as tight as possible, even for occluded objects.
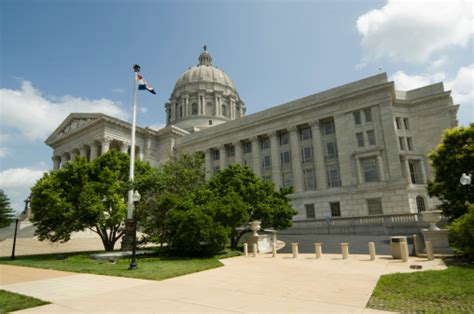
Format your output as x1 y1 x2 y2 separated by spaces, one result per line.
448 203 474 258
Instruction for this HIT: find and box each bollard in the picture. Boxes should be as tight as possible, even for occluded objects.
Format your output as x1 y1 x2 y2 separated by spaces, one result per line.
272 243 277 258
341 243 349 259
400 242 409 262
369 242 376 261
412 234 420 256
314 243 322 259
291 243 299 258
252 243 258 257
243 243 248 257
426 241 434 261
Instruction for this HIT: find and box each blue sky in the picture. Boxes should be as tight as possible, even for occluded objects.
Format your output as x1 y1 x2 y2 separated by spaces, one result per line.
1 0 473 212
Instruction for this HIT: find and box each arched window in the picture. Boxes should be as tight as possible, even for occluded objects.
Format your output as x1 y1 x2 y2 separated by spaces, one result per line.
222 105 227 117
192 103 198 115
416 196 426 212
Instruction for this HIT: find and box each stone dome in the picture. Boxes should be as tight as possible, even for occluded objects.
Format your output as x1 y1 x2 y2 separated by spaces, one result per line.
166 47 245 132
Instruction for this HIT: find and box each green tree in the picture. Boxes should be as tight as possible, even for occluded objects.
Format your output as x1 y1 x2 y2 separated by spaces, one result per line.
137 152 206 244
30 151 155 251
448 203 474 258
428 123 474 220
206 164 297 249
0 189 14 228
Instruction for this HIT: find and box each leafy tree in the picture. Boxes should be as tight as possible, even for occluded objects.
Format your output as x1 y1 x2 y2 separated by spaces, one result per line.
448 203 474 258
30 151 155 251
137 152 206 244
206 164 297 249
428 123 474 220
0 189 14 228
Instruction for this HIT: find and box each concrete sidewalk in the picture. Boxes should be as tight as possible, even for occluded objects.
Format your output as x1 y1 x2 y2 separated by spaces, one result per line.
0 254 446 313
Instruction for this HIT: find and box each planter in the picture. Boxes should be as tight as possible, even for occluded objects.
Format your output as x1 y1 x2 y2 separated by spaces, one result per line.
421 210 442 231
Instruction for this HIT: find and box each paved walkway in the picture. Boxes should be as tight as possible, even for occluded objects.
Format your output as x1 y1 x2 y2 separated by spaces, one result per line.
0 254 446 313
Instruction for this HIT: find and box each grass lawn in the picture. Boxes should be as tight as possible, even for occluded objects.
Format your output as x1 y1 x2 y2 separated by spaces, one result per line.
367 262 474 313
0 289 49 313
0 250 241 281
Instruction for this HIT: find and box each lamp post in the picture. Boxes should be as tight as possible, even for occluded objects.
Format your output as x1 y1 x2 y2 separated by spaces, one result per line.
11 196 30 260
128 190 141 270
460 173 472 186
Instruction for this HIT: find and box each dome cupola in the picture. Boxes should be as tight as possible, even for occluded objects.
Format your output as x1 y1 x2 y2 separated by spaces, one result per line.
165 47 246 132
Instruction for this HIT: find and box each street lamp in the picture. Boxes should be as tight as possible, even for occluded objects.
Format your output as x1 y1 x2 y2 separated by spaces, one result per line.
128 190 141 270
460 173 472 186
11 195 31 260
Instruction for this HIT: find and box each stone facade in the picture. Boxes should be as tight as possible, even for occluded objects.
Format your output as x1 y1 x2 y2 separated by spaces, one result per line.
46 49 459 222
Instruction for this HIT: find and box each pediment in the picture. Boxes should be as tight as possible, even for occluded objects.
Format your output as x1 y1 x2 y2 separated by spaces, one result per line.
45 113 103 145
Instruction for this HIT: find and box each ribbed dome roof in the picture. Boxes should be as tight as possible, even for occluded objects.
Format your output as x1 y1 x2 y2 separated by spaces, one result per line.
173 48 236 92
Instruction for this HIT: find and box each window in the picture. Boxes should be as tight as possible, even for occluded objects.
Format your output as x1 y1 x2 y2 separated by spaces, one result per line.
395 117 402 129
361 157 379 183
211 150 220 161
280 132 289 145
356 132 364 147
353 111 361 125
300 127 312 141
280 151 291 166
305 204 315 219
403 118 410 130
367 198 383 215
222 105 227 117
209 120 213 125
322 120 335 135
243 142 252 154
367 130 376 146
327 165 341 187
179 106 183 118
243 158 250 166
325 141 338 160
399 137 405 150
262 155 271 170
263 175 272 182
301 146 313 163
416 196 426 212
282 172 293 188
260 138 270 150
409 160 423 184
192 103 198 115
303 168 316 191
330 202 341 217
227 146 235 157
406 137 413 151
364 108 372 123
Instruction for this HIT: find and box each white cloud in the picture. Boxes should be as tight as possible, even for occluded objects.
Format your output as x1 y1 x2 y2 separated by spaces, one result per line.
446 64 474 125
0 81 128 142
148 123 165 131
139 107 148 113
390 71 446 91
0 147 11 158
0 167 47 213
357 0 474 64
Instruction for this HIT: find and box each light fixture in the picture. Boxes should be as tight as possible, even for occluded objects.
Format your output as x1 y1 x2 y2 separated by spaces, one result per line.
460 173 472 186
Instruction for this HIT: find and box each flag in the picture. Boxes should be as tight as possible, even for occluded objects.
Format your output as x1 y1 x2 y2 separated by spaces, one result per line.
137 73 156 94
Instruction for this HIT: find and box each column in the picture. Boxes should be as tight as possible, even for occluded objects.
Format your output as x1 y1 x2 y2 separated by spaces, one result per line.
204 149 212 180
90 142 99 160
269 131 282 189
230 99 235 119
215 96 219 116
79 146 87 158
219 145 226 170
377 154 385 181
144 138 152 161
289 126 303 193
52 156 60 171
251 136 261 177
311 121 327 190
234 141 243 165
357 158 364 184
420 158 427 183
182 98 187 117
120 141 129 154
404 158 411 184
185 96 189 117
101 138 111 155
174 102 179 120
60 153 69 167
201 94 206 115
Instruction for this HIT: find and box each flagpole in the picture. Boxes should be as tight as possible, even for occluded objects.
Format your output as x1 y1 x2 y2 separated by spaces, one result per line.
127 69 138 220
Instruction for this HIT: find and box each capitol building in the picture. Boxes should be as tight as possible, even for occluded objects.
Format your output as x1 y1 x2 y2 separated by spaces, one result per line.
46 49 458 221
